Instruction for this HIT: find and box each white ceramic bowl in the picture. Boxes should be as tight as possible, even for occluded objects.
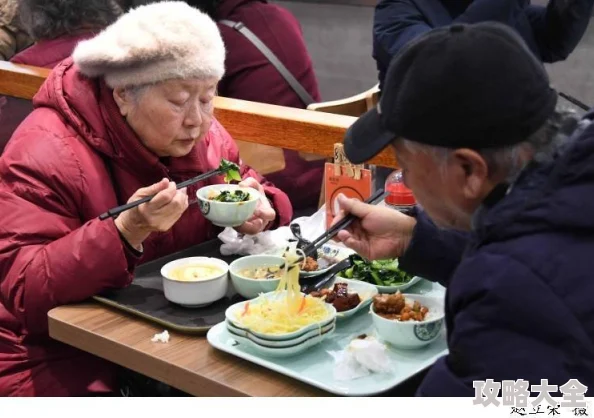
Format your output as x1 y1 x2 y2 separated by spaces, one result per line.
160 257 229 308
196 184 261 227
225 291 337 341
229 255 284 299
226 319 335 348
229 325 335 358
370 294 445 349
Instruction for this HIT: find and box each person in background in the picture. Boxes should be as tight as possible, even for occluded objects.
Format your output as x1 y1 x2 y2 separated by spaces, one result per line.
335 22 594 395
373 0 594 89
11 0 124 67
0 1 292 396
133 0 324 215
0 0 32 60
0 0 124 153
0 0 32 151
370 0 594 190
213 0 324 215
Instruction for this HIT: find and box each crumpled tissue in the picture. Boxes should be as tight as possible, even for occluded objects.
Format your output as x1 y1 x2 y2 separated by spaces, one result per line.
327 336 393 381
218 204 339 256
151 330 170 343
218 227 290 256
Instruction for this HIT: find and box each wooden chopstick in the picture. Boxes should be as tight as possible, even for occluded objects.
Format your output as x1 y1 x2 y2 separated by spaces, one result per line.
98 169 223 220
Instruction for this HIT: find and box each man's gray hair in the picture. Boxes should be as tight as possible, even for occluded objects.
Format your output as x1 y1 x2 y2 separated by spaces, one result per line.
401 107 580 184
19 0 123 41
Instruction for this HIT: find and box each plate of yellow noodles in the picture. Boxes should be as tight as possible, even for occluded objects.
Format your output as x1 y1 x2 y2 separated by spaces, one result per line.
225 247 337 340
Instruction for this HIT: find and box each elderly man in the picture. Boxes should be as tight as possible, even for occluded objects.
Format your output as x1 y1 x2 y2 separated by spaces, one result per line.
335 22 594 396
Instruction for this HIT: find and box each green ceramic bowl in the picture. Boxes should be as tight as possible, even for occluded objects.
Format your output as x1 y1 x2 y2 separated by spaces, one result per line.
229 255 285 299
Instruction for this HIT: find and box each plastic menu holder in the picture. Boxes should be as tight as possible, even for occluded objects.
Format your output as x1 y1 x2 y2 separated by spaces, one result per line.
324 144 372 229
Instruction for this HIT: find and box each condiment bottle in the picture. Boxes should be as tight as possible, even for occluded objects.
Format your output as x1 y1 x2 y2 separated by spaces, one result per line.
384 170 416 215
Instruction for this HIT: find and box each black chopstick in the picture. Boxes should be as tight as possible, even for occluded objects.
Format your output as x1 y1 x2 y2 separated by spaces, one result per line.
303 188 387 254
98 169 223 220
281 188 388 269
559 92 590 111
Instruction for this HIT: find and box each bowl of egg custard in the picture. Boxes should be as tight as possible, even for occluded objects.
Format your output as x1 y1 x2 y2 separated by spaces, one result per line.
160 257 229 307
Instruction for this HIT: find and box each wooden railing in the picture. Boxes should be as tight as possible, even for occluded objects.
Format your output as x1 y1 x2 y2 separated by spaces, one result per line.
0 61 398 168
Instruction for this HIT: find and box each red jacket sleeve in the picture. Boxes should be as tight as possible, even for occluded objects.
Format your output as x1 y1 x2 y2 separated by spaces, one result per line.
211 119 293 228
0 140 138 335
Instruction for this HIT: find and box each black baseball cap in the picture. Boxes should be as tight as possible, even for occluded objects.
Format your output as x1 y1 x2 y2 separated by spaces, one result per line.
343 22 558 164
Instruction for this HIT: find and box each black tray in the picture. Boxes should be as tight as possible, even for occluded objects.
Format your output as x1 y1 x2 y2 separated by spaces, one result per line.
94 240 245 335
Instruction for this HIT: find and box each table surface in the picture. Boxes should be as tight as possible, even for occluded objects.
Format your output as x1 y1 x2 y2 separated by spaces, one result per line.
48 303 330 397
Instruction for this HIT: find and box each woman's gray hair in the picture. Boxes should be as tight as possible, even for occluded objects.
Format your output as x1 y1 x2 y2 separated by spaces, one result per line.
19 0 123 41
125 84 151 102
401 106 580 184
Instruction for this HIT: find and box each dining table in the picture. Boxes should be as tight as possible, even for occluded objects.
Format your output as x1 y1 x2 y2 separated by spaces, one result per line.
47 301 428 397
48 302 329 396
46 222 434 398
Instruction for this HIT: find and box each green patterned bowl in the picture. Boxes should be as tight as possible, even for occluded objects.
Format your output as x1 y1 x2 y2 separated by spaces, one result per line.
370 294 445 349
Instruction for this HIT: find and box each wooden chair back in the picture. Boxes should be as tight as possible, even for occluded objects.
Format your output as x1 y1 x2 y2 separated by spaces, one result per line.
305 84 382 207
0 62 397 169
306 84 380 117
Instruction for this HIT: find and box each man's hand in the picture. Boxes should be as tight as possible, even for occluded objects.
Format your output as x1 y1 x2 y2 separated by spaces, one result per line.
332 195 417 260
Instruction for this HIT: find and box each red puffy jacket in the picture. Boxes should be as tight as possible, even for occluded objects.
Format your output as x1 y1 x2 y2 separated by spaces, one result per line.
0 58 292 396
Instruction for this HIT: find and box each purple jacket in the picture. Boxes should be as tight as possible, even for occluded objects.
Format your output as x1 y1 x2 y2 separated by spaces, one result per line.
216 0 324 211
400 112 594 396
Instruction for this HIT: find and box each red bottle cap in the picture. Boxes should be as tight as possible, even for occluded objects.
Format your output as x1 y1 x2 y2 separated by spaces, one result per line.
385 177 416 206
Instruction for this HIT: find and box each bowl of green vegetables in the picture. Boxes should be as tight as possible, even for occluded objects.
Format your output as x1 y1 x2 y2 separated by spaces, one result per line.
197 184 261 227
338 254 423 293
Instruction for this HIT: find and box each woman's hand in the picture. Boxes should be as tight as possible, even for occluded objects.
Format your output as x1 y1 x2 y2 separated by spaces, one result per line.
115 178 189 250
235 177 276 235
332 195 417 260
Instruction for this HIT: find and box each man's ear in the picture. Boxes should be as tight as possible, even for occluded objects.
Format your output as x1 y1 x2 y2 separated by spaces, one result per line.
450 148 489 200
113 87 133 117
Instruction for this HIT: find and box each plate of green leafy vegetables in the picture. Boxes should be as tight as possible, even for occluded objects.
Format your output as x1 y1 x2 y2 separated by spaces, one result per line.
338 254 423 293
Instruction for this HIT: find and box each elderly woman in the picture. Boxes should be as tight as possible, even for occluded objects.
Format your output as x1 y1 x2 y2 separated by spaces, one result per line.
0 1 292 396
132 0 324 214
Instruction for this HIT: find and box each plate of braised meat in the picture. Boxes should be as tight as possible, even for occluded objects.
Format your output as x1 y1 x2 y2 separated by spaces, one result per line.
310 279 378 319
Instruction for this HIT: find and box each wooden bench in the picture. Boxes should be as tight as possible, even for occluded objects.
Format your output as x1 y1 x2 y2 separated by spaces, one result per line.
307 84 380 117
0 61 398 168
